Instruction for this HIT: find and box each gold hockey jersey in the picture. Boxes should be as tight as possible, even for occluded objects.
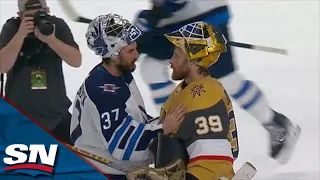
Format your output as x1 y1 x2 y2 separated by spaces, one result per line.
160 76 239 180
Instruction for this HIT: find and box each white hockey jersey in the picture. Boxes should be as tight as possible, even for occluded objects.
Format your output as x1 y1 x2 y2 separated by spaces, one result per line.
154 0 229 28
136 0 231 60
70 64 162 175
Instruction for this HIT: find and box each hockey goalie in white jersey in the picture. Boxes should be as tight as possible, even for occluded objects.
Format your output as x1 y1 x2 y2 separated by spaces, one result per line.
69 14 172 179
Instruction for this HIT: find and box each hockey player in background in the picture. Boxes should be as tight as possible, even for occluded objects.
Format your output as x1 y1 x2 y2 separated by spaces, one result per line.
134 0 301 164
128 21 238 180
70 14 184 179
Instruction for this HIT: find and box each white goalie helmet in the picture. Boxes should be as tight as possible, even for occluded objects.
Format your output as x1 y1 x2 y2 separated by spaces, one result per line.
86 13 142 59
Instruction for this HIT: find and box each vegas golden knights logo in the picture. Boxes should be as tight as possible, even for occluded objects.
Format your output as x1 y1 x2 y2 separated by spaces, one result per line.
191 84 206 98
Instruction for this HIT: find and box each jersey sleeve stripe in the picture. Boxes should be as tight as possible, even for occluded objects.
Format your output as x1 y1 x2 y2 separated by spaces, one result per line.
187 139 233 159
155 95 170 104
70 124 82 144
108 116 132 154
189 155 234 164
150 81 174 90
118 126 135 149
231 79 252 99
135 130 158 151
122 123 146 160
242 89 262 110
70 100 83 143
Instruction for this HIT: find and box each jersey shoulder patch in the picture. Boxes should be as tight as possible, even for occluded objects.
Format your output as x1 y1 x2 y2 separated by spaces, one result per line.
85 64 130 104
185 77 226 112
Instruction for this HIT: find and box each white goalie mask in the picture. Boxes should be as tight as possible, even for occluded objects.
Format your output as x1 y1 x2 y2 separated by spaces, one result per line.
86 13 142 59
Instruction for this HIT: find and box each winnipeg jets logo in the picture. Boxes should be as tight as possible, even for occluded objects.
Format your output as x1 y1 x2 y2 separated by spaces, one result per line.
123 25 142 43
99 84 120 93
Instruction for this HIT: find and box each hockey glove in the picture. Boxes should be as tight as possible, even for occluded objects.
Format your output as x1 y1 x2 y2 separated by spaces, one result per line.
127 159 186 180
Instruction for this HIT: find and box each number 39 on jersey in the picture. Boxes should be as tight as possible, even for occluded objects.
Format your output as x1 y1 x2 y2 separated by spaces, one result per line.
194 110 239 158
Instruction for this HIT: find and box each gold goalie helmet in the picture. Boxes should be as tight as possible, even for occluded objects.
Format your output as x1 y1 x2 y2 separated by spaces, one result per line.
165 21 227 68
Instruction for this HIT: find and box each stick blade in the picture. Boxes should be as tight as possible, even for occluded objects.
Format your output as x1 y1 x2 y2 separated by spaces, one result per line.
232 162 257 180
58 0 92 23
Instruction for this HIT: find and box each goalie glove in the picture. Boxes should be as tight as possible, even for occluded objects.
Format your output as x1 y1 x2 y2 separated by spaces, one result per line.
127 169 186 180
127 159 185 180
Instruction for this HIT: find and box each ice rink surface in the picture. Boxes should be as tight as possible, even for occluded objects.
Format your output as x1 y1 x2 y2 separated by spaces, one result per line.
1 0 319 179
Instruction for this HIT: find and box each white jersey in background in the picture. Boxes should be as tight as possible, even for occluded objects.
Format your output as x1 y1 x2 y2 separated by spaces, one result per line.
70 63 162 175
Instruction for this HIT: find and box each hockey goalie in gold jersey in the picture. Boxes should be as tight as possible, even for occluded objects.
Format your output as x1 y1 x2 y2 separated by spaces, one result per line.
127 21 239 180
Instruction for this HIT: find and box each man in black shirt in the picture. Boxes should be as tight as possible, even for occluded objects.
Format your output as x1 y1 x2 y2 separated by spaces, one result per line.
0 0 82 145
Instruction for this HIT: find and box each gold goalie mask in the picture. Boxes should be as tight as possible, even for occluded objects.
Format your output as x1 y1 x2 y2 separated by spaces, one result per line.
165 21 227 68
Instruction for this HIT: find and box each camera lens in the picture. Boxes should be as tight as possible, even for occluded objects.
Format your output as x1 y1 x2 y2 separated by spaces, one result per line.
38 23 54 35
34 10 54 36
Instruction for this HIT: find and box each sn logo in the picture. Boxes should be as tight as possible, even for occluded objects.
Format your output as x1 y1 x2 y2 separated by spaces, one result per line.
3 144 58 174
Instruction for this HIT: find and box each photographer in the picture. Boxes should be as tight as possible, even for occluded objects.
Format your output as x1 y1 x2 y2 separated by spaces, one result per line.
0 0 82 145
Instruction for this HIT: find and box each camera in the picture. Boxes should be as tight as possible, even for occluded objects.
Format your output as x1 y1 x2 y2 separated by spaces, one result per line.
32 9 54 36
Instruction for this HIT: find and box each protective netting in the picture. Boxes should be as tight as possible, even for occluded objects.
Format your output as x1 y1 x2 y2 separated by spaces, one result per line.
104 14 131 38
177 21 209 40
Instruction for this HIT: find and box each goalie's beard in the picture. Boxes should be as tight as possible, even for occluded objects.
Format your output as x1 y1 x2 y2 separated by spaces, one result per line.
171 60 190 81
117 57 137 73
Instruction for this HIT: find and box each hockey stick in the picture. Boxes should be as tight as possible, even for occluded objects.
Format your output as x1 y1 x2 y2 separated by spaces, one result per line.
66 143 256 180
219 162 257 180
228 41 287 55
64 143 130 173
58 0 91 23
231 162 257 180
